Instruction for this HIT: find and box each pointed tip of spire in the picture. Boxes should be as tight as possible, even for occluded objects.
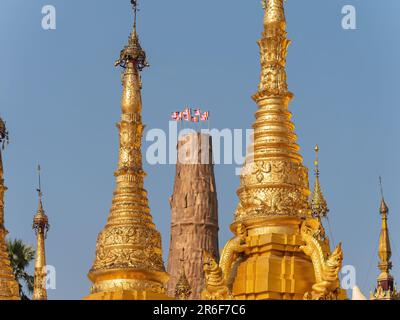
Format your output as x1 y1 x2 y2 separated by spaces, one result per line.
36 163 43 205
311 144 329 218
380 197 389 215
314 144 320 174
131 0 138 34
379 177 389 215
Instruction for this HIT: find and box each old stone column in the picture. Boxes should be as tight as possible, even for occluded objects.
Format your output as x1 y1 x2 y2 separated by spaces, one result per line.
167 133 219 299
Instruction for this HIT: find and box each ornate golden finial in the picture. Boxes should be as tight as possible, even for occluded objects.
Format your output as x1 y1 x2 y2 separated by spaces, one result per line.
175 248 192 300
371 178 399 300
0 118 20 300
115 0 149 71
86 1 170 300
32 164 50 301
311 145 329 219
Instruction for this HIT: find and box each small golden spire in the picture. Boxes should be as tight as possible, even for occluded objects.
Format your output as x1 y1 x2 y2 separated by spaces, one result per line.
371 178 399 300
175 249 191 300
32 164 49 301
311 145 329 219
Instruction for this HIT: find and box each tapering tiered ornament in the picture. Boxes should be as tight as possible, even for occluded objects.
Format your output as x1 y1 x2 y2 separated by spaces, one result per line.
370 188 399 300
310 145 329 219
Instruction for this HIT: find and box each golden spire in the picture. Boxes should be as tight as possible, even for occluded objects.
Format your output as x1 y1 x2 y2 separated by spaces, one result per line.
371 179 399 300
215 0 337 300
174 249 191 300
311 145 329 219
32 165 49 301
234 0 310 225
86 0 170 300
0 117 20 300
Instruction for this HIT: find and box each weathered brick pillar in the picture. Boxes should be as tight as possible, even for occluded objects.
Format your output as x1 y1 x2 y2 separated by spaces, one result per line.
167 133 219 299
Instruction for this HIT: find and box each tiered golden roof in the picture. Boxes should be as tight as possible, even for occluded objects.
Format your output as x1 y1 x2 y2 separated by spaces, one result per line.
85 1 170 300
32 165 50 300
0 117 20 300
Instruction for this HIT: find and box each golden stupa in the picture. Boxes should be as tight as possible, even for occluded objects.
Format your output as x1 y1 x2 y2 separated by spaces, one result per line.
202 0 344 300
0 117 20 300
85 1 171 300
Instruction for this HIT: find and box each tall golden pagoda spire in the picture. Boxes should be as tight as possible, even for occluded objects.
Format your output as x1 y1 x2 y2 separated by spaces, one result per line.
234 0 310 224
32 165 50 301
311 145 329 219
0 117 20 300
371 179 399 300
205 0 343 300
85 0 170 300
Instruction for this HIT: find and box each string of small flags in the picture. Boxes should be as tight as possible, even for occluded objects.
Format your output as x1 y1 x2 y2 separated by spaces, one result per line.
171 108 210 123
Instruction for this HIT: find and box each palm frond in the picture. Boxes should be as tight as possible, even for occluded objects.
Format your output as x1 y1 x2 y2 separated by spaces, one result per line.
6 239 35 300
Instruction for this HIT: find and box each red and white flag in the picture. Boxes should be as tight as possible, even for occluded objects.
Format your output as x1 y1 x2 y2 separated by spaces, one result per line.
182 107 191 121
194 109 201 116
171 111 181 121
200 111 209 121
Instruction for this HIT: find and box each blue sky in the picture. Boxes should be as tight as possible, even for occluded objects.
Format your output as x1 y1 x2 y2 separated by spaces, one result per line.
0 0 399 299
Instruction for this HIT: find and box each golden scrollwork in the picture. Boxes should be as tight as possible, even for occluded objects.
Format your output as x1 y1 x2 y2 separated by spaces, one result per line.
92 223 165 273
90 278 165 295
236 186 310 219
